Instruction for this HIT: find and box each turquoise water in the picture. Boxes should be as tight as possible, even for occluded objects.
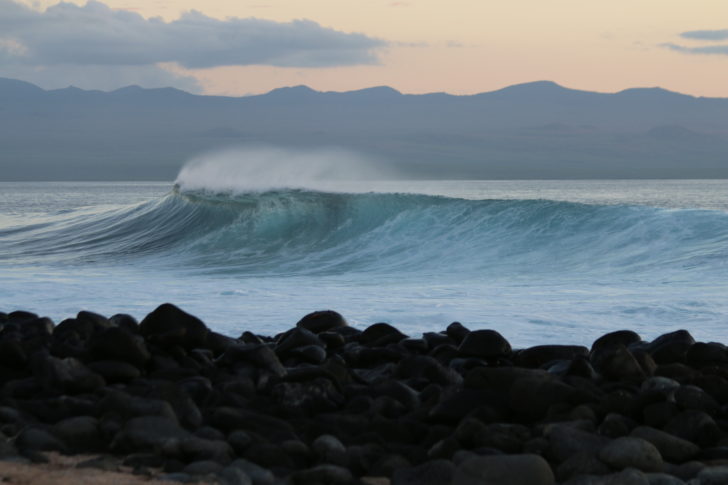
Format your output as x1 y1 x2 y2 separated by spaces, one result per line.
1 179 727 346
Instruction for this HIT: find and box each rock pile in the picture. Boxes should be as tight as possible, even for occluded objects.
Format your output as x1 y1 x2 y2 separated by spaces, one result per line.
1 304 728 484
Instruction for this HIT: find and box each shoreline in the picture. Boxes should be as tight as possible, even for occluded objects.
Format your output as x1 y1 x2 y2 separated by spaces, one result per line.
1 304 727 484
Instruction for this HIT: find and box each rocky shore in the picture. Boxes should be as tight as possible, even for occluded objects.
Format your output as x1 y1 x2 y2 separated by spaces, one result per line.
1 304 728 485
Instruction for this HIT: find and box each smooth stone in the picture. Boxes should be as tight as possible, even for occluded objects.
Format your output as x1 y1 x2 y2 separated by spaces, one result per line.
16 427 67 453
630 426 700 463
446 322 470 344
645 473 686 485
111 416 189 452
229 458 275 485
139 303 208 350
182 460 223 476
556 451 612 481
312 434 347 466
359 323 408 346
87 360 141 382
686 342 728 367
509 377 577 422
275 327 323 355
674 385 719 413
52 416 100 452
598 437 663 473
452 454 555 485
391 459 455 485
457 329 512 359
546 425 609 463
515 345 589 368
663 410 721 447
598 413 636 438
641 377 680 397
291 464 353 484
296 310 347 334
591 330 642 354
218 466 253 485
648 330 695 364
563 468 649 485
594 345 646 382
88 327 150 368
694 466 728 485
31 353 105 393
179 437 232 463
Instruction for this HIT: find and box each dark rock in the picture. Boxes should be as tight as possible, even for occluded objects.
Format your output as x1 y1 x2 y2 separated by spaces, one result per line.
359 322 408 346
686 342 728 367
87 360 141 382
556 451 612 482
509 377 578 422
446 322 470 344
276 327 323 354
77 310 111 328
392 459 455 485
546 424 609 463
643 401 679 428
88 327 150 368
452 453 555 485
598 413 636 438
243 442 294 469
16 427 67 453
644 473 687 485
52 416 100 452
288 345 327 364
695 466 728 485
598 436 663 472
31 352 105 394
179 437 233 463
109 313 139 332
222 343 286 378
218 467 253 485
210 407 297 442
139 303 208 350
641 376 680 397
183 460 223 476
563 468 649 485
77 456 121 471
647 330 695 364
296 310 347 334
591 330 642 353
457 329 511 359
123 453 165 468
0 340 27 368
516 345 589 368
674 385 719 413
394 355 462 387
158 472 195 483
291 464 353 484
593 344 646 382
111 416 189 452
229 458 275 485
7 310 39 324
318 332 345 349
663 410 721 447
272 378 344 414
228 430 253 454
312 434 347 466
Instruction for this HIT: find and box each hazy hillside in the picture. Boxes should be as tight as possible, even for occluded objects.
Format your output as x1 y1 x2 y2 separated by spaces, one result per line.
1 78 727 180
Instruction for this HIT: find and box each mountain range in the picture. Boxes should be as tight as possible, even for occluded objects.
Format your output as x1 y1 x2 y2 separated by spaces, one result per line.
1 77 727 180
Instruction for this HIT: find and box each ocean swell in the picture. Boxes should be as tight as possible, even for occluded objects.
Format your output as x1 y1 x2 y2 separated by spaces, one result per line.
2 187 727 277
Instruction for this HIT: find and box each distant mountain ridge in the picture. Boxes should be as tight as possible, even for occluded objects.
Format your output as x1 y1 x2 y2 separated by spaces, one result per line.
1 77 727 180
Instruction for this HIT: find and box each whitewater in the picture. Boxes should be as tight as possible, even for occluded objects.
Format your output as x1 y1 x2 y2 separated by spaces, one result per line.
1 176 727 346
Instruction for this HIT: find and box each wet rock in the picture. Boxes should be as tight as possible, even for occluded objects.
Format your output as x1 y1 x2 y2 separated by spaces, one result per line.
598 436 663 472
593 345 646 382
229 458 275 485
88 327 150 368
31 352 104 394
648 330 695 364
452 453 555 485
111 416 189 452
183 460 224 476
139 303 208 350
515 345 589 368
663 410 721 447
509 376 578 422
446 322 470 344
312 434 347 466
87 360 141 382
457 329 511 360
16 427 67 454
296 310 347 334
360 322 408 346
630 426 700 463
674 385 719 414
686 342 728 367
694 466 728 485
291 464 353 484
52 416 101 452
218 466 253 485
391 459 455 485
546 424 609 463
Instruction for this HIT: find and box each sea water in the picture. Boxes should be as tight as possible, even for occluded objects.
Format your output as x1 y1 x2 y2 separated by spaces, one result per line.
1 179 727 346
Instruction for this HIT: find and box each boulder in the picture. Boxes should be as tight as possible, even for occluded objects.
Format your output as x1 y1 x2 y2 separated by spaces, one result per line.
630 426 699 463
598 437 663 472
452 454 555 485
139 303 208 350
457 329 511 359
296 310 347 334
391 459 455 485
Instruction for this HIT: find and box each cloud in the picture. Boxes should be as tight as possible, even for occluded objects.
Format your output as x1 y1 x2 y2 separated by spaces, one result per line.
0 0 385 69
680 29 728 41
663 42 728 56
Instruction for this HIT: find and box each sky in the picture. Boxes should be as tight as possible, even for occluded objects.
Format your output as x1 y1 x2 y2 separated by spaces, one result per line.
2 0 728 97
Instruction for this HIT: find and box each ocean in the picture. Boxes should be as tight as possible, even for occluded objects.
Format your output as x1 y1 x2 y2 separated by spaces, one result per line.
1 178 727 346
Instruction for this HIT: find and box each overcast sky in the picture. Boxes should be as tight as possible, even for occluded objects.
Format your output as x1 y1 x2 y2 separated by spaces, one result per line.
3 0 728 96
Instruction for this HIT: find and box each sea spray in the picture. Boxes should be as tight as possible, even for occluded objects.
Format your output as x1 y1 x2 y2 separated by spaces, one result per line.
174 146 399 193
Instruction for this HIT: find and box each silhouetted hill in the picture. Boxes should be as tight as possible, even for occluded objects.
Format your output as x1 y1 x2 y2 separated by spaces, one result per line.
0 78 727 180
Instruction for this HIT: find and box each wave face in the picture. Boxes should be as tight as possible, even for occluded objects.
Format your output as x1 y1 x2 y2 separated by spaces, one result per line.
3 187 728 278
